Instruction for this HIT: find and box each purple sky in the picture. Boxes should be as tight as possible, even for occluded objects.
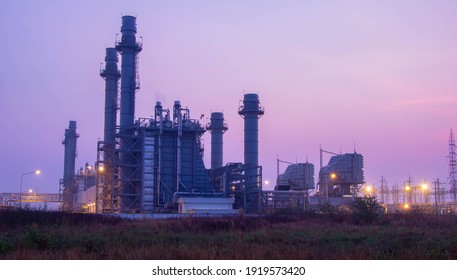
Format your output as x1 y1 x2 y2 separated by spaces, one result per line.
1 0 457 194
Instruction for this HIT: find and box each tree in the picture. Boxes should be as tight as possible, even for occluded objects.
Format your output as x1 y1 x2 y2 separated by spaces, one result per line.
351 196 384 223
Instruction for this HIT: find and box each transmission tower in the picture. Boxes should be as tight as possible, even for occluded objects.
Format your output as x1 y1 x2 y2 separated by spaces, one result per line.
449 129 457 201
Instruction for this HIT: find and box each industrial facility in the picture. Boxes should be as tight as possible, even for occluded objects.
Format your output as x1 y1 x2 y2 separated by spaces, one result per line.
58 16 265 214
317 152 364 198
53 16 457 215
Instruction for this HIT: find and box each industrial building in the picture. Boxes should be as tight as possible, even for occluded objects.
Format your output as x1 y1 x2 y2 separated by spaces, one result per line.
317 152 365 198
57 16 378 215
275 162 315 191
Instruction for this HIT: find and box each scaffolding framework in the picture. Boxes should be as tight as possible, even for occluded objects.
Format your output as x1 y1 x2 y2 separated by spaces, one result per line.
96 141 120 213
262 190 307 211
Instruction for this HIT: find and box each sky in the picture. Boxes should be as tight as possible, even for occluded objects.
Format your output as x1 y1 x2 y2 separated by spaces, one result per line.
1 0 457 194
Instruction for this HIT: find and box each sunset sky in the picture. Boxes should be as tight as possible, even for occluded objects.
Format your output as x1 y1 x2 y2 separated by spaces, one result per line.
1 0 457 194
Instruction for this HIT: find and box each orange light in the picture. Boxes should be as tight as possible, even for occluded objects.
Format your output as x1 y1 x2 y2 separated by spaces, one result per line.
405 186 411 191
330 173 337 179
421 184 428 191
404 204 410 209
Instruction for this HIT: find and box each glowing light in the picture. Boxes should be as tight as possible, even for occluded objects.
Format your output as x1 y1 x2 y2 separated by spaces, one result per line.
365 186 373 193
330 173 337 179
264 180 270 186
35 170 41 175
98 166 105 173
421 184 428 191
28 189 33 193
404 204 410 209
405 186 411 191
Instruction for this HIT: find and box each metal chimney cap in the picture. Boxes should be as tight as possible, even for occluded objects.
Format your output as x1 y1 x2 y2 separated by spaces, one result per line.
210 112 224 120
243 93 260 102
105 48 118 62
121 15 137 33
69 120 77 129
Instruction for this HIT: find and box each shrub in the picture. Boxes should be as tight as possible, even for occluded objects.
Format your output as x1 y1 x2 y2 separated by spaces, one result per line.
351 196 384 223
317 202 337 215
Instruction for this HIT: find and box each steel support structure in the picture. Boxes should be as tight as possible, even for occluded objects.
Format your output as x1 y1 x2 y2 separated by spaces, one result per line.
262 190 308 212
96 140 120 213
449 130 457 201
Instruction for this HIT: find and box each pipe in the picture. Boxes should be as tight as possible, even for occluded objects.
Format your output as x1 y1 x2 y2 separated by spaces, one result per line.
155 102 163 207
175 101 182 192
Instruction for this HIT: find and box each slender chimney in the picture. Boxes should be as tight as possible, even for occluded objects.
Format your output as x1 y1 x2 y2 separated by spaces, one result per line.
206 112 228 170
116 15 142 129
62 120 79 186
100 48 120 147
115 15 142 211
238 93 264 212
238 94 264 186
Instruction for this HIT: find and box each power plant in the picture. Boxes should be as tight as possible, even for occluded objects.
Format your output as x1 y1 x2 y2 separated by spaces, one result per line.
51 16 457 215
46 17 328 215
58 16 267 214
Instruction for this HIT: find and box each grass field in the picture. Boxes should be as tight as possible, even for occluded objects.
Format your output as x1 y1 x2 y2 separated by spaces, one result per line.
1 209 457 259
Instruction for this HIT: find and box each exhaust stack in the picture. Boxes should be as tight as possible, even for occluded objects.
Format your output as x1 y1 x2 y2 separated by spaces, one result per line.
238 93 264 212
62 120 79 210
100 48 120 147
116 15 142 130
62 120 79 185
207 112 228 170
116 15 142 211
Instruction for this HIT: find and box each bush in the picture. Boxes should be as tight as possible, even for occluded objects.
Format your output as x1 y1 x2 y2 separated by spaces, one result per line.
317 202 337 215
351 196 384 223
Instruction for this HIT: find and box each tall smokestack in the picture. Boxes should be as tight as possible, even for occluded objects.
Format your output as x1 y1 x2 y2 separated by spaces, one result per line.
206 112 228 170
100 48 120 147
116 15 142 129
62 120 79 210
62 120 79 185
238 94 264 185
238 93 264 212
116 16 142 211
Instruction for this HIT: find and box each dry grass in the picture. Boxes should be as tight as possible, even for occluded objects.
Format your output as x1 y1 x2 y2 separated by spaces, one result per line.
1 209 457 259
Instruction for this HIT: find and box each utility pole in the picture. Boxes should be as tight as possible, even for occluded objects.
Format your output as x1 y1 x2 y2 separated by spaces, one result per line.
434 179 439 215
380 176 388 204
